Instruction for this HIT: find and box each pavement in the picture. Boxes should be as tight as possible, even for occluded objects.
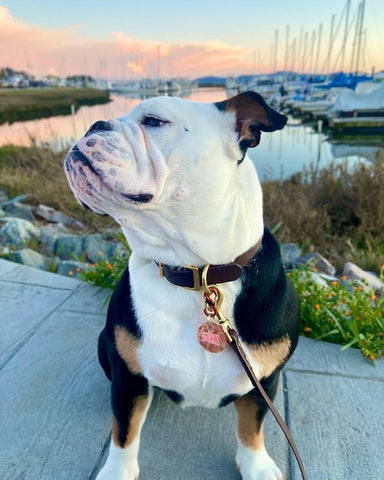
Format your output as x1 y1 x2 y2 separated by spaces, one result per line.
0 257 383 480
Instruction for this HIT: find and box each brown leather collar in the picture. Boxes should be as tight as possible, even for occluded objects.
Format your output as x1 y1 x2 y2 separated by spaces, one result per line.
157 240 262 291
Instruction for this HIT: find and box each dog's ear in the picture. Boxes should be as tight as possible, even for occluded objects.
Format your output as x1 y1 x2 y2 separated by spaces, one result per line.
215 91 287 162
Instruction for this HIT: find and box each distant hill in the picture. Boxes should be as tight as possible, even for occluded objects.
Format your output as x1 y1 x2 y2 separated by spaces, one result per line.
195 76 226 87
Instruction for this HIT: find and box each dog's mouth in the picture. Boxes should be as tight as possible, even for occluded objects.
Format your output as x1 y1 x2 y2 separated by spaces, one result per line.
64 143 154 214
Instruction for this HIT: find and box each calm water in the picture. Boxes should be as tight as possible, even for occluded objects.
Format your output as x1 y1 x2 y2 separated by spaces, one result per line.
0 88 382 180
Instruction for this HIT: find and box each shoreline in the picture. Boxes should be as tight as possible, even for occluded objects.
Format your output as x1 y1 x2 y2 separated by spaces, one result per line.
0 87 111 125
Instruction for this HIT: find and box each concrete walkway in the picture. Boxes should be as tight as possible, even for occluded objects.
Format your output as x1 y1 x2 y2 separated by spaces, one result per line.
0 258 383 480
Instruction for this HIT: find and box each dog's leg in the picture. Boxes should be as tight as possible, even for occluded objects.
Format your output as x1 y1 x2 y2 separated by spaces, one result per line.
235 372 283 480
96 359 153 480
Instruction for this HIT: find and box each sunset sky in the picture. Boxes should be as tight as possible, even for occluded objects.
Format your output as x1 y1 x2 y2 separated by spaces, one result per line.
1 0 383 79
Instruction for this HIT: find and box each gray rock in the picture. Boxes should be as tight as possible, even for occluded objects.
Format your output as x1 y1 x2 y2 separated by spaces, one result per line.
298 252 336 276
2 202 34 221
1 193 34 205
50 211 84 230
39 224 69 252
0 217 40 248
54 235 84 260
0 189 8 203
109 241 129 259
34 204 84 231
11 248 47 270
56 260 86 278
83 234 114 263
343 262 384 292
34 204 57 221
281 243 302 268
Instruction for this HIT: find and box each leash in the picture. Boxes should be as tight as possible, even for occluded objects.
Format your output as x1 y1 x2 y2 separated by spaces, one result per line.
200 265 308 480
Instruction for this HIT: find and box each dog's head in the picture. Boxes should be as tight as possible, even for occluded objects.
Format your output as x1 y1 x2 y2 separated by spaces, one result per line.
64 91 286 264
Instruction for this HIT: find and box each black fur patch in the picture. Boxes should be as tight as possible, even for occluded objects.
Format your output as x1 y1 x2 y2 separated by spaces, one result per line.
218 394 240 408
162 389 184 404
234 228 300 348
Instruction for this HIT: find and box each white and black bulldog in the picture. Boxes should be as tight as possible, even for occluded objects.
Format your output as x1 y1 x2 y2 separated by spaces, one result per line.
64 91 300 480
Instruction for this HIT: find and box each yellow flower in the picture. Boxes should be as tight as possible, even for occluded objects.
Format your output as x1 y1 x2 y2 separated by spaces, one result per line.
107 264 113 270
341 276 347 281
369 354 375 361
98 251 103 256
370 294 377 301
303 326 311 332
76 267 81 272
331 281 338 286
314 304 320 310
68 270 73 277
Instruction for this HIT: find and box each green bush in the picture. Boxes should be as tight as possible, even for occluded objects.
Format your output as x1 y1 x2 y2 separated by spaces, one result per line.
289 265 384 361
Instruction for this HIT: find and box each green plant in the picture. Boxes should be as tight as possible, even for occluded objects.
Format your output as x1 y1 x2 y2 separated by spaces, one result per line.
289 265 384 361
80 232 131 290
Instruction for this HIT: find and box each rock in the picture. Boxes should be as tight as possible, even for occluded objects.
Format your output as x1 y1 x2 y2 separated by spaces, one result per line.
56 260 86 278
83 233 114 263
308 272 330 288
34 204 84 230
10 248 47 270
109 241 129 259
50 211 84 230
298 252 336 276
0 189 8 203
54 235 84 260
281 243 302 268
342 262 384 292
0 217 40 248
1 193 34 205
34 204 57 221
2 201 34 221
0 245 10 256
39 224 69 252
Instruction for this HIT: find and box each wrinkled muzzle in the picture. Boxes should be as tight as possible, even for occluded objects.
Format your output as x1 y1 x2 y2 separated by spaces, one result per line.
64 118 167 215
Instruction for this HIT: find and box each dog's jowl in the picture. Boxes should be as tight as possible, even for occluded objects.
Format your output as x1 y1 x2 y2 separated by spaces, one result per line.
64 91 300 480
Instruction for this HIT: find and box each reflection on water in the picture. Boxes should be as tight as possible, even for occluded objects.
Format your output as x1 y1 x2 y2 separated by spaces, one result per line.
0 87 382 180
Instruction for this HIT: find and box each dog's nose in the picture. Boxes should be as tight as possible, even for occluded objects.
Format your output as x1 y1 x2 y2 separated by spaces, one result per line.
85 120 113 136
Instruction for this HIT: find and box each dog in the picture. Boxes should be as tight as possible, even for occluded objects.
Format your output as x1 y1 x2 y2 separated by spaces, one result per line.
64 91 300 480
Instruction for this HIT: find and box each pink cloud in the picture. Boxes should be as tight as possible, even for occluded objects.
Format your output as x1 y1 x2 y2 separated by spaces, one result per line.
0 7 255 78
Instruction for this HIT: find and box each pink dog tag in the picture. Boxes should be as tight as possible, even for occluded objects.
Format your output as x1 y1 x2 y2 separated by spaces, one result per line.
197 322 227 353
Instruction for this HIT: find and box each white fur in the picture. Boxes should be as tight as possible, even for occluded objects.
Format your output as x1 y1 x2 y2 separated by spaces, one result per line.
236 440 283 480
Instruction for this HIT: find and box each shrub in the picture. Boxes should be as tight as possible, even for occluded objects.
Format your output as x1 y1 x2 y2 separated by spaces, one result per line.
289 265 384 361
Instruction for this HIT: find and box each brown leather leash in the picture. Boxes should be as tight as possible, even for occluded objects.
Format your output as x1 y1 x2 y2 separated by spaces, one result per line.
227 328 308 480
157 254 307 480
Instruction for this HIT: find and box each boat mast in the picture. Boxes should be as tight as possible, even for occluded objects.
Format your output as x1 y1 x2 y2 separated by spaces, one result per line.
354 0 366 77
273 29 278 78
284 25 290 83
314 23 323 77
349 2 361 74
326 15 335 77
340 0 351 71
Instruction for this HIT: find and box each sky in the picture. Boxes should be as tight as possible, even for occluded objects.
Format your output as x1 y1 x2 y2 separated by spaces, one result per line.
1 0 383 79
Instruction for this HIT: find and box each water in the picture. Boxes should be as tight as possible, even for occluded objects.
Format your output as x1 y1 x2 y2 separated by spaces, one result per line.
0 88 382 180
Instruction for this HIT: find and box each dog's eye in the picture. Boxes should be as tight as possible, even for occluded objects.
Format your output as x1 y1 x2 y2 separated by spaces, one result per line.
141 115 169 127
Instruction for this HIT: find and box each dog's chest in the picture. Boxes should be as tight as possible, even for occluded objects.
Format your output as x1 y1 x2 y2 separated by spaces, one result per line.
130 259 252 408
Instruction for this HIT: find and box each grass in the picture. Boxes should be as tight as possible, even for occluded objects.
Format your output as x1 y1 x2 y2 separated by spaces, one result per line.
263 154 384 274
0 87 110 124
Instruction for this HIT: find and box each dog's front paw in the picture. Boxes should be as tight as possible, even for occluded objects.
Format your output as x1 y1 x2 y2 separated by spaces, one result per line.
236 446 283 480
95 459 139 480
